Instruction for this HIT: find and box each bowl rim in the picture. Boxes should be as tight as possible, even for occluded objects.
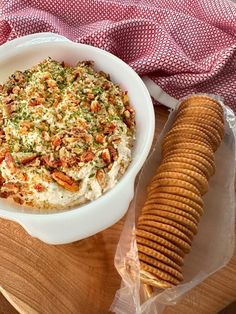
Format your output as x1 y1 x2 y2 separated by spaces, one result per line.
0 33 155 219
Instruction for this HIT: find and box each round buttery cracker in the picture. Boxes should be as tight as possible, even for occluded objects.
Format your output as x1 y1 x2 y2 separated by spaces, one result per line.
176 107 223 124
173 117 224 139
142 204 199 225
152 170 208 195
179 101 223 115
177 99 224 119
161 155 214 178
163 130 214 151
170 124 221 152
162 148 215 170
139 225 191 253
162 138 213 155
157 161 207 178
136 236 184 266
178 95 223 114
177 95 224 114
137 219 192 245
136 229 185 257
167 122 222 147
139 214 194 239
173 117 223 137
138 244 182 272
138 252 183 280
164 124 214 141
162 142 214 160
140 210 198 234
140 264 178 288
177 113 224 138
148 177 200 196
164 124 220 152
179 105 224 124
148 185 203 206
146 193 203 216
140 269 173 289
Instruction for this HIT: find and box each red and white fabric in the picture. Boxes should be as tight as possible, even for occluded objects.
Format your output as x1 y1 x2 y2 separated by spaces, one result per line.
1 0 236 110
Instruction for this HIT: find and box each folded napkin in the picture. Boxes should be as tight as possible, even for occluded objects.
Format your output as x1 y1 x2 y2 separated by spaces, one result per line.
1 0 236 110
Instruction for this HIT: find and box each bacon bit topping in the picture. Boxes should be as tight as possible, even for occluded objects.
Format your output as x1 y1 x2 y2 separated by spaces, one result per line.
95 134 104 144
34 184 45 192
52 171 80 192
52 136 62 148
103 123 116 135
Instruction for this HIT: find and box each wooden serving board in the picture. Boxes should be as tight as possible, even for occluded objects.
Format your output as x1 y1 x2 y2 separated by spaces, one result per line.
0 106 236 314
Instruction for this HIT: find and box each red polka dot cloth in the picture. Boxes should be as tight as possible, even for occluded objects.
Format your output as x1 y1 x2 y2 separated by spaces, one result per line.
1 0 236 110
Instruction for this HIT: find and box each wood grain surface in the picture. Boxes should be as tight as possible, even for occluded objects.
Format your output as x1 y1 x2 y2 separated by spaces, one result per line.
0 106 235 314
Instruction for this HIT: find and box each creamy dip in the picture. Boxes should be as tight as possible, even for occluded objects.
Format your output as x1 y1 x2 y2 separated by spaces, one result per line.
0 58 135 210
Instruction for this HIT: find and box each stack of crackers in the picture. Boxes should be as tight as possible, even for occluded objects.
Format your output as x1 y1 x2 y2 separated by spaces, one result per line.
136 95 224 290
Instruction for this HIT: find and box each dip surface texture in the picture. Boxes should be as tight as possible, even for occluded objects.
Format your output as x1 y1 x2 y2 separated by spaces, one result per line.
0 58 135 210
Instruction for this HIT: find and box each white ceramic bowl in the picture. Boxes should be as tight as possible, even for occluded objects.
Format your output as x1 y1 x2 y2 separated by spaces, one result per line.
0 33 155 244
